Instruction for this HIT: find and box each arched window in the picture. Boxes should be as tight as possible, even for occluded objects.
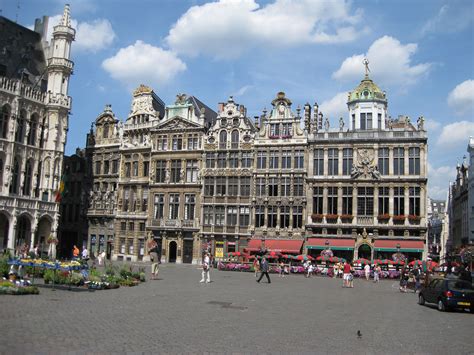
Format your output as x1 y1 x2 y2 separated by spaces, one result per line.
22 160 33 196
0 105 10 139
28 113 38 146
15 110 26 143
39 116 46 148
103 124 109 138
231 130 239 149
0 157 3 189
10 158 20 194
219 130 227 149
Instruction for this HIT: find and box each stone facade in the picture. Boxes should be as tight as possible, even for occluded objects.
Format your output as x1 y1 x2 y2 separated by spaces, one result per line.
0 6 74 254
84 67 428 263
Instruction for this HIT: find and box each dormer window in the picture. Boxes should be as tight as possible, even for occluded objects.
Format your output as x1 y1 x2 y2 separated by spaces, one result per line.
219 130 227 149
360 113 373 130
172 135 182 150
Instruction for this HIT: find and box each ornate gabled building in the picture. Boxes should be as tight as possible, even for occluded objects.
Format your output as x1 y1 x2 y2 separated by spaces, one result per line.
201 96 255 259
245 92 308 254
85 104 121 259
0 6 75 254
306 66 428 261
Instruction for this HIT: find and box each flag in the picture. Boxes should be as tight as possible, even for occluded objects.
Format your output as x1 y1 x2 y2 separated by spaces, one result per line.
55 173 67 202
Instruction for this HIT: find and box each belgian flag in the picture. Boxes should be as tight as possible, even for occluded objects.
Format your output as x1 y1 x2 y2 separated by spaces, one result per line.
55 173 67 202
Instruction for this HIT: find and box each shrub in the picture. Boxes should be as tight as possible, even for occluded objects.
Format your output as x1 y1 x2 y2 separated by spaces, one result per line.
139 272 146 282
105 263 117 276
0 255 10 278
119 266 132 279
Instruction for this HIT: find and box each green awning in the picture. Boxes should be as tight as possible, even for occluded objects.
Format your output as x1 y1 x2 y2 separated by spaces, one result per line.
306 246 354 251
374 248 423 253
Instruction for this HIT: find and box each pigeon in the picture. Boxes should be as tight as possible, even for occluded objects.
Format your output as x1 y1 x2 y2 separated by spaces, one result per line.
357 330 362 339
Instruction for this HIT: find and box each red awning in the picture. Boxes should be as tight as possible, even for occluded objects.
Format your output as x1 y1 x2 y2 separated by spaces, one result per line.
306 238 355 250
245 239 303 254
374 240 424 252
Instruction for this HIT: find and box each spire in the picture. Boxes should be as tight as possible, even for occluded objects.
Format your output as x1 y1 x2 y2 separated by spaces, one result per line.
60 4 71 27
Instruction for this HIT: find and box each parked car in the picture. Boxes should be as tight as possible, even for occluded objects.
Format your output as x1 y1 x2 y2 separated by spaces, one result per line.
418 278 474 312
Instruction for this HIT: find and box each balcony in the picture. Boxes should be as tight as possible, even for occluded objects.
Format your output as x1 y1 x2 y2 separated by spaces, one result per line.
148 218 199 229
357 216 373 225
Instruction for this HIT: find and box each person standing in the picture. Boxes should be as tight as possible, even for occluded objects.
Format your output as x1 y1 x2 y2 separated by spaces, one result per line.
413 265 421 293
72 245 80 260
257 257 271 283
253 257 260 278
149 240 160 280
82 247 89 261
200 252 211 283
373 264 381 283
364 263 371 281
279 260 285 278
343 261 352 287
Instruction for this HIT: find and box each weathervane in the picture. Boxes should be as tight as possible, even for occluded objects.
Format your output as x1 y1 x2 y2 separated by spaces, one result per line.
363 58 370 77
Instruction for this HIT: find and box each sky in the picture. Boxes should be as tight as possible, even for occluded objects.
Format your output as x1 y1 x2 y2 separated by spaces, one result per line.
1 0 473 200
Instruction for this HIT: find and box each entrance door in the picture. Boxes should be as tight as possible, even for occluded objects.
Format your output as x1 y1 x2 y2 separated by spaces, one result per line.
183 240 193 264
358 244 372 260
168 241 177 263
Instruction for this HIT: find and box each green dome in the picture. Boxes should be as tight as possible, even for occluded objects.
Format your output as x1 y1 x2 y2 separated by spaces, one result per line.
348 75 387 103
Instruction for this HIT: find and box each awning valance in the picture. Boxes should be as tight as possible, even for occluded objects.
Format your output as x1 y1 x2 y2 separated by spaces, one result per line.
374 240 424 253
245 239 303 254
306 238 355 251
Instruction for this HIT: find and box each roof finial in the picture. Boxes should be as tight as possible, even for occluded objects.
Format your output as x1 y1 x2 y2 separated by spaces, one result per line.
61 4 71 27
363 57 370 78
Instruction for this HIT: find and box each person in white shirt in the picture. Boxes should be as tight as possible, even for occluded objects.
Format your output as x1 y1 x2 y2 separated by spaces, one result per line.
82 247 89 261
200 252 211 283
364 263 371 281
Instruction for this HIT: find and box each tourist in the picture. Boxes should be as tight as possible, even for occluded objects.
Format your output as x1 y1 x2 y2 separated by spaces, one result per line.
279 260 285 277
34 244 40 258
343 260 352 287
332 263 338 278
72 245 80 260
307 262 314 278
149 240 160 280
257 257 271 284
253 257 260 277
82 247 89 261
399 270 409 292
373 264 381 283
200 252 211 283
364 263 371 281
413 266 421 293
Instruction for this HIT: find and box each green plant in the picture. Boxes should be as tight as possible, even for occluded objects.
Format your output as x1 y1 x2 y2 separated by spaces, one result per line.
119 266 132 279
24 266 45 278
89 268 101 278
139 272 146 282
118 278 135 287
131 272 141 280
105 263 117 276
0 255 10 278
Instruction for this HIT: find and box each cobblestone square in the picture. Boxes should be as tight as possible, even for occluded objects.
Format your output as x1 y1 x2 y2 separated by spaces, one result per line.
0 264 472 354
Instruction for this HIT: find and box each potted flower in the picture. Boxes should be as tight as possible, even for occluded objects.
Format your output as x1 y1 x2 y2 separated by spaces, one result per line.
378 214 390 222
408 215 421 223
392 215 406 223
340 214 353 223
325 214 338 223
311 214 324 222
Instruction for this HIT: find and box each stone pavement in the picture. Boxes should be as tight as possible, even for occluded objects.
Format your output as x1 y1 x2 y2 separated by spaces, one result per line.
0 264 472 354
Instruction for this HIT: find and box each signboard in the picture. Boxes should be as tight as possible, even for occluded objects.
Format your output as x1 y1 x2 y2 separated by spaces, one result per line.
215 241 224 258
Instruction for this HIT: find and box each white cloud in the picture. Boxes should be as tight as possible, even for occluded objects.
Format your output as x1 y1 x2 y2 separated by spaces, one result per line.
447 80 474 116
421 2 473 36
437 121 474 149
427 163 455 200
234 85 253 97
332 36 432 86
320 92 348 120
102 40 186 90
45 15 115 52
166 0 367 59
425 119 441 131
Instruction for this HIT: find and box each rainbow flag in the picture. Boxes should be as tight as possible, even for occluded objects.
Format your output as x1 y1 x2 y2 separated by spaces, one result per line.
55 174 67 202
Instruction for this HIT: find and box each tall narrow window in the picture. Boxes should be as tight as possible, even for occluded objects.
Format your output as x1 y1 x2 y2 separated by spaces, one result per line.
409 147 420 175
240 177 250 196
219 130 227 149
204 177 215 196
393 148 404 175
294 150 304 169
0 105 9 139
123 187 130 211
172 135 182 150
378 187 389 215
169 194 180 219
142 189 148 212
206 153 216 168
186 160 198 182
155 160 166 183
143 161 149 177
158 135 168 150
185 194 195 220
327 148 339 175
256 151 267 169
228 177 239 196
342 148 353 175
103 160 110 175
103 124 109 138
15 110 26 143
239 206 250 227
267 206 277 228
282 150 291 169
394 187 405 216
203 206 213 225
217 153 226 168
229 152 238 168
256 177 265 196
313 187 323 215
10 158 20 194
132 161 139 176
216 177 226 195
22 160 33 196
293 177 304 196
125 162 131 178
293 206 303 228
231 130 239 149
327 187 338 215
0 157 4 188
269 151 279 169
409 187 420 216
171 160 180 182
215 206 225 226
313 149 324 175
280 206 290 228
377 113 382 129
281 177 291 196
269 177 278 196
270 123 280 137
226 206 237 226
357 187 374 216
342 187 353 215
255 206 265 227
241 151 253 168
360 113 372 130
28 114 38 146
378 148 389 175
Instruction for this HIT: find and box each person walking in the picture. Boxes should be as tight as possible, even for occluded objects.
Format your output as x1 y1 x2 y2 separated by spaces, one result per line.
373 264 381 283
257 257 271 283
200 252 211 283
413 265 421 293
149 240 160 280
279 260 285 278
364 263 371 281
72 245 80 260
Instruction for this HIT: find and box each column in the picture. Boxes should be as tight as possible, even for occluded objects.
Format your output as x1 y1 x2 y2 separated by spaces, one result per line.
420 184 426 224
7 214 17 251
404 185 409 223
308 147 314 178
389 186 394 216
323 148 328 176
338 148 343 176
352 185 358 218
337 185 342 216
176 232 183 264
307 182 313 224
322 186 328 215
373 184 379 223
420 146 426 177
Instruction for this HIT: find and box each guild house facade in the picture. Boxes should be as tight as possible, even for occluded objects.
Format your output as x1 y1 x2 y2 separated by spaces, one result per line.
84 63 428 263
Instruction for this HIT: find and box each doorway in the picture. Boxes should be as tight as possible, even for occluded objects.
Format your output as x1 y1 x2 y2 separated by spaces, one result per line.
358 244 372 260
183 240 193 264
168 241 177 263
